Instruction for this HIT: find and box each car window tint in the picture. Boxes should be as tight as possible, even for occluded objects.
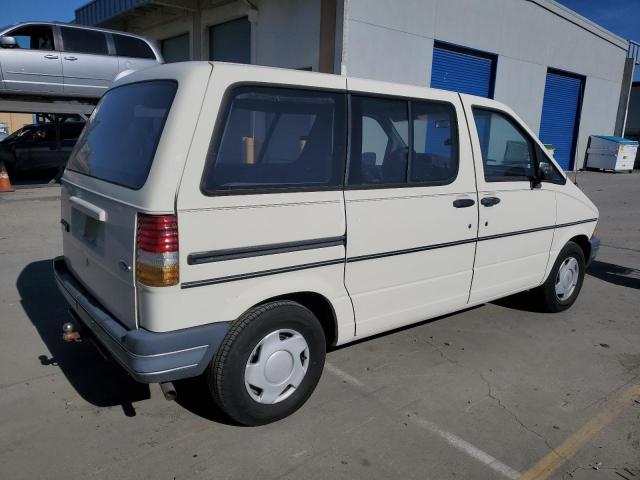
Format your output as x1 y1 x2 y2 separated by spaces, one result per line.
61 27 108 55
203 87 346 192
410 101 458 184
62 123 85 140
472 108 535 181
114 34 155 59
8 25 54 51
349 96 409 185
67 80 177 189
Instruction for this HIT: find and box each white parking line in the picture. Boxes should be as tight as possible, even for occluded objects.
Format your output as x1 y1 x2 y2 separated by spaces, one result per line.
325 362 521 480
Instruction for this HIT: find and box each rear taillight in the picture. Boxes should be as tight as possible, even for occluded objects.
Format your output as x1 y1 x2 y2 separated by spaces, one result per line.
136 213 179 287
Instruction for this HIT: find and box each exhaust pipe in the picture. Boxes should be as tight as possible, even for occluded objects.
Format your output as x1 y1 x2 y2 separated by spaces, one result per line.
160 381 177 401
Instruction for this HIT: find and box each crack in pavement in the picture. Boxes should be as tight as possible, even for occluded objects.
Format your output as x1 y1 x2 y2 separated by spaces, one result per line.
478 371 568 463
422 336 569 464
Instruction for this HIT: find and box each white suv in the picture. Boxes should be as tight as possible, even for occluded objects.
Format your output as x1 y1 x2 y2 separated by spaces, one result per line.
54 62 600 425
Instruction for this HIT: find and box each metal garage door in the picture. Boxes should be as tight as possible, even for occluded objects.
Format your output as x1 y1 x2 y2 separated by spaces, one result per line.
430 43 496 98
539 71 584 170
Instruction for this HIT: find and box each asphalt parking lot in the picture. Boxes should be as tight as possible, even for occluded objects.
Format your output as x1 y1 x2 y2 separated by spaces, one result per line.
1 172 639 480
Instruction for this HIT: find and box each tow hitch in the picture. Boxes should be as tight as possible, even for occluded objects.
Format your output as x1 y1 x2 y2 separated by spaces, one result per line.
62 321 82 343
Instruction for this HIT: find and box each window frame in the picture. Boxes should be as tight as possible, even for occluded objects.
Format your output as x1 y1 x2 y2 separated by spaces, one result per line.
471 106 566 186
66 79 179 191
113 33 156 60
345 93 460 190
59 26 109 56
6 24 57 52
472 106 537 184
200 83 349 197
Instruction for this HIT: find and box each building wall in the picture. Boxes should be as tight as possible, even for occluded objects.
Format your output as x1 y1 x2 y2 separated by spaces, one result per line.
343 0 628 169
0 112 33 134
124 0 322 71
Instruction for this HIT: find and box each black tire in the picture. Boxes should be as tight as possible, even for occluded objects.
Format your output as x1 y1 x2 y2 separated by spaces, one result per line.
208 301 326 426
534 241 585 313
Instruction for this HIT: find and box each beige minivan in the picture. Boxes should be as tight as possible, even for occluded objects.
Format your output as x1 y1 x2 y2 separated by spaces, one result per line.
54 62 599 425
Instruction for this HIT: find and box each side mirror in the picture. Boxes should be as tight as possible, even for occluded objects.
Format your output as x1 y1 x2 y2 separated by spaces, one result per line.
0 36 18 48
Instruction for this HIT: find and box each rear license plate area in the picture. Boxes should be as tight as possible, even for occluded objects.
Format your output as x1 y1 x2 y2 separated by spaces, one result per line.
71 208 104 251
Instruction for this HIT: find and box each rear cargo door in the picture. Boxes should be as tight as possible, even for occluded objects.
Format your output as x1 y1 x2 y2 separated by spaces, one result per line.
61 184 138 328
60 80 178 329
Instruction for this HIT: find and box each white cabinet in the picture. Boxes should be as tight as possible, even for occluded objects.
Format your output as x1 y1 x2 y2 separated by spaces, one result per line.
586 136 638 172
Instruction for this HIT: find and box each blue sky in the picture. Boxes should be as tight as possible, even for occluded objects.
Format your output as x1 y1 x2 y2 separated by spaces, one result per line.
1 0 638 77
0 0 86 25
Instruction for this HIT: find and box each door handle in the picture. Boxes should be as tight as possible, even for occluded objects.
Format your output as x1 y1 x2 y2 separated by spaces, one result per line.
64 56 78 61
480 196 501 207
453 198 475 208
44 54 59 59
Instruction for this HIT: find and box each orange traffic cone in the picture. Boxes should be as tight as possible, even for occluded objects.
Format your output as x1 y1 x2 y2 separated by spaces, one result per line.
0 161 14 192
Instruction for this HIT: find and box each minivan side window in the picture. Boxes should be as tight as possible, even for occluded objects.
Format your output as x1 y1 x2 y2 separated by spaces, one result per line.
113 34 155 59
61 27 108 55
348 96 458 186
410 100 458 184
7 25 55 51
202 87 346 193
472 108 535 181
348 96 409 185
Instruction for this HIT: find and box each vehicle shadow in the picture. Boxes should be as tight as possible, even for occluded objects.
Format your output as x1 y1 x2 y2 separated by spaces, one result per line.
174 377 237 426
491 291 549 313
16 260 150 417
587 260 640 290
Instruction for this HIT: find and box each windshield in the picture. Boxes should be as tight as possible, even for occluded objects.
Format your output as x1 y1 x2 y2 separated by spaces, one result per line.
67 80 177 189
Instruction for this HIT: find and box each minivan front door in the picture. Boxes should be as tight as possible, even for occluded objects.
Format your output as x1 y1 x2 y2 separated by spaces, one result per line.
344 81 478 339
0 24 63 94
462 95 556 304
59 27 117 98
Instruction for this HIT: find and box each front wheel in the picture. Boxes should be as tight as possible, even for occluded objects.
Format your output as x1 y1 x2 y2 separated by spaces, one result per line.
207 301 326 426
534 241 586 312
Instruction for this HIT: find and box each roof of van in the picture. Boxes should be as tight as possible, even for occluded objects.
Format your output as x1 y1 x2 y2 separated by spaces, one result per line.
113 60 506 110
206 61 500 104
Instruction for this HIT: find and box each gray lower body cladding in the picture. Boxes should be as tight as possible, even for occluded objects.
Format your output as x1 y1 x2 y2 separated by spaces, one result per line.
53 257 230 383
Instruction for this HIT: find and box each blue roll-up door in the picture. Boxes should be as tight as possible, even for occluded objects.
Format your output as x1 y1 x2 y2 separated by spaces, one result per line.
539 71 584 170
430 43 496 98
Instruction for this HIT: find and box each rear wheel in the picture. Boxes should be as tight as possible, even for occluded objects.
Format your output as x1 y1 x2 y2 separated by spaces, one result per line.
535 241 585 312
208 301 326 426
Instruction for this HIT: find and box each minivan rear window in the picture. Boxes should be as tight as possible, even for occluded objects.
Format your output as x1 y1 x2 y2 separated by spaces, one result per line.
67 80 177 189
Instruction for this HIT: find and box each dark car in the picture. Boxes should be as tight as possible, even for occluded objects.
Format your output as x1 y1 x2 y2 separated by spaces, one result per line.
0 121 85 177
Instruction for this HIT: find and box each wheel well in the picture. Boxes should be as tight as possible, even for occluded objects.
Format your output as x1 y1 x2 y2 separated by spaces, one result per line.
569 235 590 261
257 292 338 347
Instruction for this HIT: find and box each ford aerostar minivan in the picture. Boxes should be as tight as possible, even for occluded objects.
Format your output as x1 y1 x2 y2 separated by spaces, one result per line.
54 62 599 425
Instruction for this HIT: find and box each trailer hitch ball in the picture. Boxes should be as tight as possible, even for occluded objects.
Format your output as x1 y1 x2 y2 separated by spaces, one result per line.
62 322 82 343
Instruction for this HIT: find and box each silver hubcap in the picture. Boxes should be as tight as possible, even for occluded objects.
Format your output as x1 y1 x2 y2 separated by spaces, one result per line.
245 329 309 404
555 256 579 300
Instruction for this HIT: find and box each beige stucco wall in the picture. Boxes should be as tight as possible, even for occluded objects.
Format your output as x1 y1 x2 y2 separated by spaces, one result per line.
0 112 33 134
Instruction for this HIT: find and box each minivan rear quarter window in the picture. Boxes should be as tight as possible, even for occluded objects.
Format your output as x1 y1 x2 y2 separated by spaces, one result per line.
67 80 177 189
202 87 346 193
114 34 155 59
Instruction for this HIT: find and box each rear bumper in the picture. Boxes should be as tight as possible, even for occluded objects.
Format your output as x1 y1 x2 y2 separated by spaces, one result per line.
588 236 600 266
53 257 230 383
